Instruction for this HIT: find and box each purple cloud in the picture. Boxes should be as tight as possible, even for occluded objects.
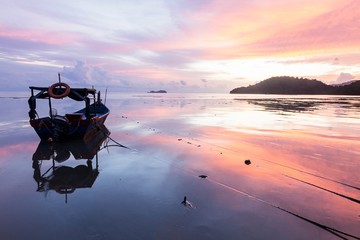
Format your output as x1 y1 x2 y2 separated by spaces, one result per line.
61 61 109 86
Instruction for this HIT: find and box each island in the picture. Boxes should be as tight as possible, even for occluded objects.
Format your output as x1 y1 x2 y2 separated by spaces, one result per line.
230 76 360 95
147 90 167 93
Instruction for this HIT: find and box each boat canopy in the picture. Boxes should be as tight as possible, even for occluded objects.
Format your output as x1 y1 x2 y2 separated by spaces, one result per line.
28 85 99 120
29 86 96 101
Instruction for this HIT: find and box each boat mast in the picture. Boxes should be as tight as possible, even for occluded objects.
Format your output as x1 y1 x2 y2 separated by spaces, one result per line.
48 73 62 119
48 94 53 119
58 72 62 84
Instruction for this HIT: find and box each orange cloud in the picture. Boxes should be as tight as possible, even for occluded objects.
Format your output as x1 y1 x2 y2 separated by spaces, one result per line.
246 0 360 57
146 0 358 60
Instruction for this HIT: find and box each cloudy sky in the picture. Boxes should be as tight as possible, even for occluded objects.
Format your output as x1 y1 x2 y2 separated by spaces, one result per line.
0 0 359 92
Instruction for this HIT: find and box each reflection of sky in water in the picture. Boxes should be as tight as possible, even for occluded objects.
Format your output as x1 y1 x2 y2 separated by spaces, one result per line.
0 92 359 239
182 96 360 138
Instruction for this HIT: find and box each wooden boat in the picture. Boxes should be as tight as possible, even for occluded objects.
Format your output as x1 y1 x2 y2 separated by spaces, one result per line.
28 75 110 141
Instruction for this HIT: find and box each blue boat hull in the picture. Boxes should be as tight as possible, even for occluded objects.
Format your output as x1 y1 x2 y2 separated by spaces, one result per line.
30 102 110 141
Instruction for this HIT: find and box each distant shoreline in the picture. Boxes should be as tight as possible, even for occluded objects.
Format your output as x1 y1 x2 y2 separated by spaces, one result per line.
147 90 167 93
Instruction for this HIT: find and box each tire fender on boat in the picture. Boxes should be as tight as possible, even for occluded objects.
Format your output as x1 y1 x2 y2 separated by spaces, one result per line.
48 82 71 99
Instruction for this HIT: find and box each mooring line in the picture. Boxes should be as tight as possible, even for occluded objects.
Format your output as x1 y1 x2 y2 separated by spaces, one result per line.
105 134 130 149
207 178 360 240
284 175 360 204
264 159 360 191
278 207 359 240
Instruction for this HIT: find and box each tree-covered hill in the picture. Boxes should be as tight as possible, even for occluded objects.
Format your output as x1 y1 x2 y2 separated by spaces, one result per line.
230 76 360 95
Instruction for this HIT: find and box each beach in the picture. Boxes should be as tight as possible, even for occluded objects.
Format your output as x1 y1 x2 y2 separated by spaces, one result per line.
0 92 359 240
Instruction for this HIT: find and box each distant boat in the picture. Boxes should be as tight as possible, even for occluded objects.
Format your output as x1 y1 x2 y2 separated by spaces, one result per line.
28 74 110 141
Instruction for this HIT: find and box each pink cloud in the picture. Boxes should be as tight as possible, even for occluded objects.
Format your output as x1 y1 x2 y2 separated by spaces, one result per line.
0 26 81 46
241 0 360 57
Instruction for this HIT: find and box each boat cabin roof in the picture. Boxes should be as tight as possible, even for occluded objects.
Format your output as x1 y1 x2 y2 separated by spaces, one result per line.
29 86 96 101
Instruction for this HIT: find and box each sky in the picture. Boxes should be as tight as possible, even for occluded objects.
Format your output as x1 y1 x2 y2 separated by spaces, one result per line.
0 0 359 93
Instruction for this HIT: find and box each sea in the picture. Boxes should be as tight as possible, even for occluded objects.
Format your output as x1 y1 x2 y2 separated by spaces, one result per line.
0 92 359 240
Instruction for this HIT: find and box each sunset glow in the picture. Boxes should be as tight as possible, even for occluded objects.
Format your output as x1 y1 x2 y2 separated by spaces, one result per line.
0 0 359 92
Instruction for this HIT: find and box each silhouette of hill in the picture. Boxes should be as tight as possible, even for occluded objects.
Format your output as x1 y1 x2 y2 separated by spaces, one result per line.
230 76 360 95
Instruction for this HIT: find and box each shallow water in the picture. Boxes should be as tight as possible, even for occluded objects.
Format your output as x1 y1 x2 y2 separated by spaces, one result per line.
0 92 359 240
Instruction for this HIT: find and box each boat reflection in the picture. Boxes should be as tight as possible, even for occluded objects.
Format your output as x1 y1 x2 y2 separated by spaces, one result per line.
32 125 110 201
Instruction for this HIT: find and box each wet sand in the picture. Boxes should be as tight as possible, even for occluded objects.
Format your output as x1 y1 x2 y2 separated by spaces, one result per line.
0 93 359 239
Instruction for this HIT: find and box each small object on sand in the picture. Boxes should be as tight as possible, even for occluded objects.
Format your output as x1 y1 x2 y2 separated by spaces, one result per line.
181 196 187 205
178 138 182 141
244 159 251 165
181 196 193 208
198 175 208 179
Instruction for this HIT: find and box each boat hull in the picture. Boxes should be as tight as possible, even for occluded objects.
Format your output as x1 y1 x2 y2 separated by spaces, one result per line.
30 103 110 141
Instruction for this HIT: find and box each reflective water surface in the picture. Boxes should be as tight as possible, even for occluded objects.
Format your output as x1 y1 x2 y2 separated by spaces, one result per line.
0 93 359 240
